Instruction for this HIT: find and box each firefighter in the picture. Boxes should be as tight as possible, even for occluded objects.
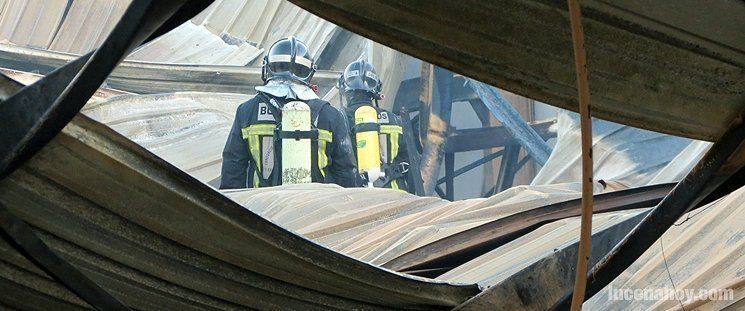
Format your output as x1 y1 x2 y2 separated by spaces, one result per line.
338 59 411 192
220 37 356 189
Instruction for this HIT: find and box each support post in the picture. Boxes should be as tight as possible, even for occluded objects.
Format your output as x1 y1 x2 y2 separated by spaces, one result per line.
445 152 455 200
420 66 453 195
496 142 521 193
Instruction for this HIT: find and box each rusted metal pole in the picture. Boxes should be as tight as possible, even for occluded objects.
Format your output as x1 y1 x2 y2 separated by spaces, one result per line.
567 0 594 310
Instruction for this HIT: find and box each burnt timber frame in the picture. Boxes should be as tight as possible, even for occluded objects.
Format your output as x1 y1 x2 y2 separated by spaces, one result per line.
395 73 556 200
0 1 213 309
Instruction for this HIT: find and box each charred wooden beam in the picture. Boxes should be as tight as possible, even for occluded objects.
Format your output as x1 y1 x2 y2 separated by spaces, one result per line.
444 120 555 153
420 66 453 195
444 153 455 200
436 150 504 186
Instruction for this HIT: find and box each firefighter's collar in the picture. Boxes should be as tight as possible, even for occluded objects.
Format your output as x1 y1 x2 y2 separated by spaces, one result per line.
256 79 319 101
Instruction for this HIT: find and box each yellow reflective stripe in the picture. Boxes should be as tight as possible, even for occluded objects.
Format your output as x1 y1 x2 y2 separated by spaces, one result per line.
389 132 400 163
243 124 276 187
317 129 332 177
380 125 402 164
247 134 261 180
318 140 328 177
246 124 275 136
318 129 333 142
391 179 399 190
380 125 403 135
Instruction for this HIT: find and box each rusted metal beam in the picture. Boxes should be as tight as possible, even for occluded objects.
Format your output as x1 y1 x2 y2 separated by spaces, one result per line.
382 183 674 273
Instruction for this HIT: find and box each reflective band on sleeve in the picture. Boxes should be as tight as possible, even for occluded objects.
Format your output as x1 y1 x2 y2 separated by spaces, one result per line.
318 129 333 143
317 129 333 176
247 124 276 136
380 125 402 163
380 125 403 135
248 134 261 177
243 124 277 186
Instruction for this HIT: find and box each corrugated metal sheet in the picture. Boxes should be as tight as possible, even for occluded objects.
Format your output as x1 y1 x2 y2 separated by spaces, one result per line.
532 112 694 186
0 0 67 49
0 115 480 309
225 182 605 265
0 0 130 54
1 1 741 309
0 0 408 105
0 43 341 94
48 0 130 54
0 67 130 100
127 22 264 66
586 187 745 310
440 209 649 285
82 92 250 183
200 0 336 61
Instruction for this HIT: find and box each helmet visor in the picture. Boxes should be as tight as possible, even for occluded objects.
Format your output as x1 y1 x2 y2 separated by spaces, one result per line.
343 69 379 92
267 54 314 80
